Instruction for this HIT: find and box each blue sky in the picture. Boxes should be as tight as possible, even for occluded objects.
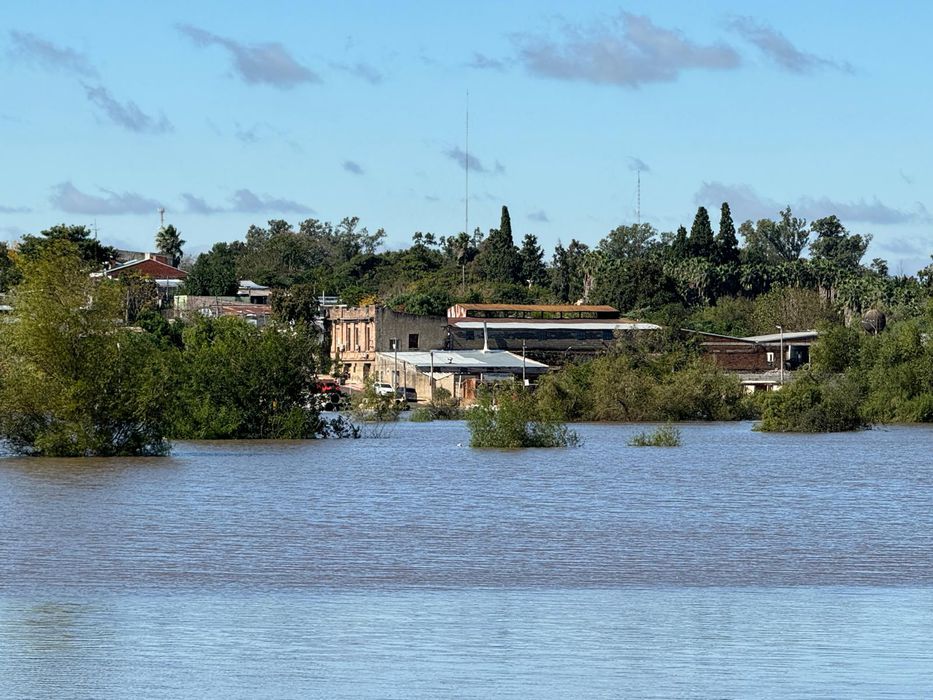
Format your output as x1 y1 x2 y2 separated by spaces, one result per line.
2 1 931 273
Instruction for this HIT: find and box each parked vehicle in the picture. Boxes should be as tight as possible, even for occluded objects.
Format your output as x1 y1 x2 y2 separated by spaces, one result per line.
395 386 417 403
373 382 395 397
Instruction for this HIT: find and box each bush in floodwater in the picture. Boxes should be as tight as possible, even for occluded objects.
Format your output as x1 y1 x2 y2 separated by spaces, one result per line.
756 370 867 432
627 423 682 447
409 407 435 423
467 384 580 449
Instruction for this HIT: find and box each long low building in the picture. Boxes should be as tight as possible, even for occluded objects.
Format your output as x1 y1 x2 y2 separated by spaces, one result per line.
446 303 661 364
374 349 548 403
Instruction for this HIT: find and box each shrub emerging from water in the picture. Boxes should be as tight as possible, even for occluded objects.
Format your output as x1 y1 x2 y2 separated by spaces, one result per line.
467 385 580 448
628 423 682 447
756 371 867 432
409 407 435 422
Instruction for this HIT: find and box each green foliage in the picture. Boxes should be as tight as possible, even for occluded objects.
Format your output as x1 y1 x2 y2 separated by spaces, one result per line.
810 323 862 373
184 241 242 296
271 283 321 325
628 423 682 447
0 242 171 455
686 296 757 337
476 206 520 284
409 407 435 422
467 385 580 448
427 387 464 419
534 345 752 424
751 286 838 334
170 318 325 439
688 206 715 259
714 203 739 265
17 224 117 267
0 242 22 292
757 371 867 432
388 287 453 316
810 215 871 271
518 233 547 286
350 377 401 423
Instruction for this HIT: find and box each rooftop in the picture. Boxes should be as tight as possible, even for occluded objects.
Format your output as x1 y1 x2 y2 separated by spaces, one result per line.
376 349 548 372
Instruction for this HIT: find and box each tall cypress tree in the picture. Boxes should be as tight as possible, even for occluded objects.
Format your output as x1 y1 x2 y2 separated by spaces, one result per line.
477 205 520 283
714 202 739 264
688 206 715 259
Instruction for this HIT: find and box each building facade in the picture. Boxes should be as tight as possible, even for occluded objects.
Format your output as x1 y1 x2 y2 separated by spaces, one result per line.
328 305 447 383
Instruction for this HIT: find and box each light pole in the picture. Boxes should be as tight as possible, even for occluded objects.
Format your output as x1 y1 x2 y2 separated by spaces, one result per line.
522 339 527 385
775 325 784 386
430 349 435 403
390 337 399 390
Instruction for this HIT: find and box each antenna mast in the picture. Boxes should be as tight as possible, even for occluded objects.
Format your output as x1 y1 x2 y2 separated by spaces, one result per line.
636 169 641 225
465 90 469 237
158 207 165 227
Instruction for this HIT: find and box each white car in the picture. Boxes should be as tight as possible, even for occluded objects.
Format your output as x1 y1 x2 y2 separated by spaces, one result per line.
373 382 395 397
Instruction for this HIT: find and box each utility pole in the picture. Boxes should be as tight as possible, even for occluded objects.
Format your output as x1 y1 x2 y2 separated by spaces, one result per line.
391 337 399 390
776 325 784 386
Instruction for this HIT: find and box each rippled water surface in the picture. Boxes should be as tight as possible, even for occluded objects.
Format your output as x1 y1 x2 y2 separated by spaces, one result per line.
2 421 933 697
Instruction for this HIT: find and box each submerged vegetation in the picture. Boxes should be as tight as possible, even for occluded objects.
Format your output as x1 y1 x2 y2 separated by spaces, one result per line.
628 424 682 447
0 243 354 456
467 385 580 449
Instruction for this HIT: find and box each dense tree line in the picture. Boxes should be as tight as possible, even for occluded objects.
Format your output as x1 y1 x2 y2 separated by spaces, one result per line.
159 201 925 335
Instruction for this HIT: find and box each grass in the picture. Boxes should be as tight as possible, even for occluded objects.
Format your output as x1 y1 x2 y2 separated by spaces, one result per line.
627 423 682 447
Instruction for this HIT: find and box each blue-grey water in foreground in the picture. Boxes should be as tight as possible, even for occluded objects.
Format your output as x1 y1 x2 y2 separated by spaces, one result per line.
2 421 933 698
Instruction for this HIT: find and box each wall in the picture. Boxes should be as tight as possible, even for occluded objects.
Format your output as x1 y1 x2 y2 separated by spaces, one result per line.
328 306 446 385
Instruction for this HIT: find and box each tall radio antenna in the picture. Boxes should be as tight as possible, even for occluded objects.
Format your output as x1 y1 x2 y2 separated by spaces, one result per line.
465 89 469 237
636 169 641 225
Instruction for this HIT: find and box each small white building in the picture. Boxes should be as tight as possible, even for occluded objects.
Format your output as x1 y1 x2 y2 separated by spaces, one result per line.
374 349 548 403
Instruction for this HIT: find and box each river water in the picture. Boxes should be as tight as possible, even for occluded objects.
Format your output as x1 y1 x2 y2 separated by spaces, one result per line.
1 421 932 698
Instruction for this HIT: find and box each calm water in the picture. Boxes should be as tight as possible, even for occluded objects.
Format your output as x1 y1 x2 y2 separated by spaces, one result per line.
2 421 932 698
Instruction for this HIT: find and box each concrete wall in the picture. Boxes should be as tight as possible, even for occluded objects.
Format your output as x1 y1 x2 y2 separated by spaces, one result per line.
375 308 447 352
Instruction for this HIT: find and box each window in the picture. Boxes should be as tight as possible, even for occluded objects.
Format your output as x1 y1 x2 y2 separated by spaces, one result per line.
766 352 775 364
408 333 419 349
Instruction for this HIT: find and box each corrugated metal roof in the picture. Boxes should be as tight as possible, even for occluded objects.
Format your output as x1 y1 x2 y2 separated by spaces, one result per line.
743 331 818 343
376 349 548 370
449 303 618 313
452 320 661 330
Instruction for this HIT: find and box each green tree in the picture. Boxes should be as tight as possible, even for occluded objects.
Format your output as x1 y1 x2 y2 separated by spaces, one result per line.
170 317 323 439
810 215 871 271
184 242 242 296
17 224 117 266
599 223 657 261
0 242 172 455
714 202 739 264
518 233 546 286
270 283 321 325
549 239 589 302
688 207 715 259
477 206 520 283
0 242 22 293
156 224 185 267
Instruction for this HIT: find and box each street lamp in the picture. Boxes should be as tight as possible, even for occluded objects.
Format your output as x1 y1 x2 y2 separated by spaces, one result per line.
522 339 527 385
390 337 399 390
775 325 784 386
